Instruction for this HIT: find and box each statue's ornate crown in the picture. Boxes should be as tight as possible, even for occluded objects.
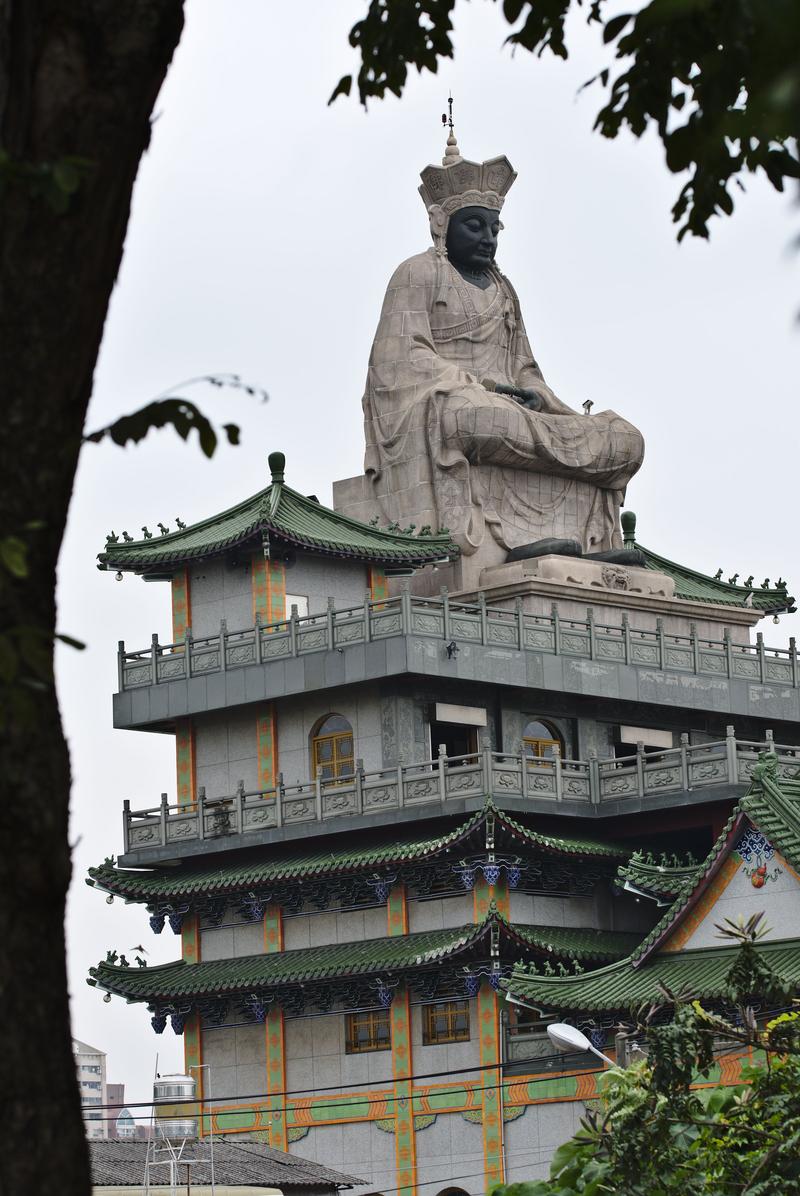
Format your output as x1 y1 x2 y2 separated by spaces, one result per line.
419 131 517 218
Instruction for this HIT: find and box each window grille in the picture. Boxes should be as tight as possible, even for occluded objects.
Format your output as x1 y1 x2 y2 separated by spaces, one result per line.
522 719 563 760
312 714 354 781
345 1008 391 1053
422 1000 470 1045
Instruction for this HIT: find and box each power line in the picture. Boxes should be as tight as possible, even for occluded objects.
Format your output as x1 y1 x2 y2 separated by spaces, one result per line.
80 1061 604 1125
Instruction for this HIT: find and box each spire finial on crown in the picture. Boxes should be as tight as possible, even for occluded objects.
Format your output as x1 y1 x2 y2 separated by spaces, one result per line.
441 93 462 166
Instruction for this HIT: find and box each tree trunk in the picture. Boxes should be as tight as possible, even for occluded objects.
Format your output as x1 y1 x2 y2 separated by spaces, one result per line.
0 4 184 1192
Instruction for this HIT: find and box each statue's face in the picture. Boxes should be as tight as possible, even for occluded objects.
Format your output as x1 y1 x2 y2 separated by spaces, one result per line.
446 206 501 270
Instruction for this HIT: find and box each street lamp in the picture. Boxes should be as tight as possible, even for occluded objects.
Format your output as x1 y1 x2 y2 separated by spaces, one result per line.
546 1022 615 1067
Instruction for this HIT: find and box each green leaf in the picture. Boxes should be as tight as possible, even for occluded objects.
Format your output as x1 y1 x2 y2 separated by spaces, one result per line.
0 536 28 579
328 74 352 104
603 14 631 43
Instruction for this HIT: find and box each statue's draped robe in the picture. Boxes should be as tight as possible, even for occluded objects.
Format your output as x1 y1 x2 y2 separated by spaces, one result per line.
363 250 644 555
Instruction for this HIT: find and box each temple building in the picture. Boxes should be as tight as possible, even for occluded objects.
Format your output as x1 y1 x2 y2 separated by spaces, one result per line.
88 127 800 1192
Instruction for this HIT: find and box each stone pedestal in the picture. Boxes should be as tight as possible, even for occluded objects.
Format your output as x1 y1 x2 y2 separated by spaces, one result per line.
459 555 762 643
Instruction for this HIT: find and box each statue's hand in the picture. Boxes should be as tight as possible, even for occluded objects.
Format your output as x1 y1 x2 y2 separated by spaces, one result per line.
518 388 543 411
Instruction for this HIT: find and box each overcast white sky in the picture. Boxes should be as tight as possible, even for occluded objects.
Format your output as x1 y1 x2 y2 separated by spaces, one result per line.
58 0 799 1117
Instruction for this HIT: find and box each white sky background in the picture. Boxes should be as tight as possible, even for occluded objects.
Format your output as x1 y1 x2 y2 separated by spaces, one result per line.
58 0 799 1117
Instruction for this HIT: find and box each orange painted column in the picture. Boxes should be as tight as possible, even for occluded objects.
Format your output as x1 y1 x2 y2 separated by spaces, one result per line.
368 565 389 602
171 567 192 642
264 906 287 1150
387 884 416 1196
252 552 287 625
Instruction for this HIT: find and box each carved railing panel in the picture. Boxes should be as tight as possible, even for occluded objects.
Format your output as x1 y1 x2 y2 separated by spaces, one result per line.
120 732 799 856
117 590 799 694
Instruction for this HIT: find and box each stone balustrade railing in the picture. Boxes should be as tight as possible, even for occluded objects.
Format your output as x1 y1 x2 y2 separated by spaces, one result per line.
121 730 800 856
117 590 800 694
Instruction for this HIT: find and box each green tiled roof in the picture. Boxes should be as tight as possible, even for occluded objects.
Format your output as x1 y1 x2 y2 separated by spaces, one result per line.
505 754 800 1016
505 939 800 1013
87 802 630 904
617 854 700 902
89 917 640 1003
629 754 800 965
98 451 456 574
622 512 794 614
512 925 642 963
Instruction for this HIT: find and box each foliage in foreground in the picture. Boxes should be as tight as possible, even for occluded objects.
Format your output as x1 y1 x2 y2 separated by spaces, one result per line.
333 0 800 242
492 915 800 1195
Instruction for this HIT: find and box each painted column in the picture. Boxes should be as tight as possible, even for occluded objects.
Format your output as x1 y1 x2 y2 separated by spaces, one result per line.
477 981 505 1189
252 552 287 626
175 720 196 808
264 905 288 1151
368 565 389 602
473 873 492 922
256 705 278 796
182 915 204 1132
388 884 416 1196
171 567 191 643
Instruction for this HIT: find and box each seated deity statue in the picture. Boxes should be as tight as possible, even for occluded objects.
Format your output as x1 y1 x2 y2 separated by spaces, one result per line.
359 126 645 577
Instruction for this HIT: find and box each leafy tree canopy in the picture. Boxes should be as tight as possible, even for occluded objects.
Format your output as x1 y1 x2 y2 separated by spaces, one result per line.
332 0 800 241
491 914 800 1195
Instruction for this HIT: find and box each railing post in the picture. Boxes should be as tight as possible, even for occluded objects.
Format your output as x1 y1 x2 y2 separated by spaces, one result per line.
117 641 126 691
635 742 645 797
515 597 525 651
552 603 561 656
766 727 774 749
656 618 665 669
442 586 451 642
122 799 130 854
160 792 168 846
438 744 448 804
724 628 733 680
235 779 244 833
725 725 737 783
397 763 405 808
586 608 595 660
289 605 299 656
198 786 206 838
680 733 690 790
478 592 488 646
621 613 630 666
219 619 227 672
791 637 798 688
355 758 364 814
151 634 159 686
757 632 766 683
326 597 335 651
275 773 284 827
364 591 372 644
401 582 412 634
690 623 699 674
481 734 492 795
315 772 323 823
520 742 529 799
553 744 563 802
589 750 600 804
185 626 193 678
254 614 262 665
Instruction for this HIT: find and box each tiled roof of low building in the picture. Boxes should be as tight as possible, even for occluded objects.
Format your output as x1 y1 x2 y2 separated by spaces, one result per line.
616 853 701 902
503 938 800 1014
90 1136 362 1189
98 451 456 574
89 916 640 1003
622 511 794 614
87 802 631 902
505 752 800 1016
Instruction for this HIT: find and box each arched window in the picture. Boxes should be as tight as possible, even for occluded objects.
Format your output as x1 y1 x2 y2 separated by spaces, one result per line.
522 719 563 760
311 714 354 781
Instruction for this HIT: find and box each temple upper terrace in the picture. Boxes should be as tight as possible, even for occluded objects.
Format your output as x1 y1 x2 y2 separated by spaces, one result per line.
113 589 800 730
119 728 799 865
